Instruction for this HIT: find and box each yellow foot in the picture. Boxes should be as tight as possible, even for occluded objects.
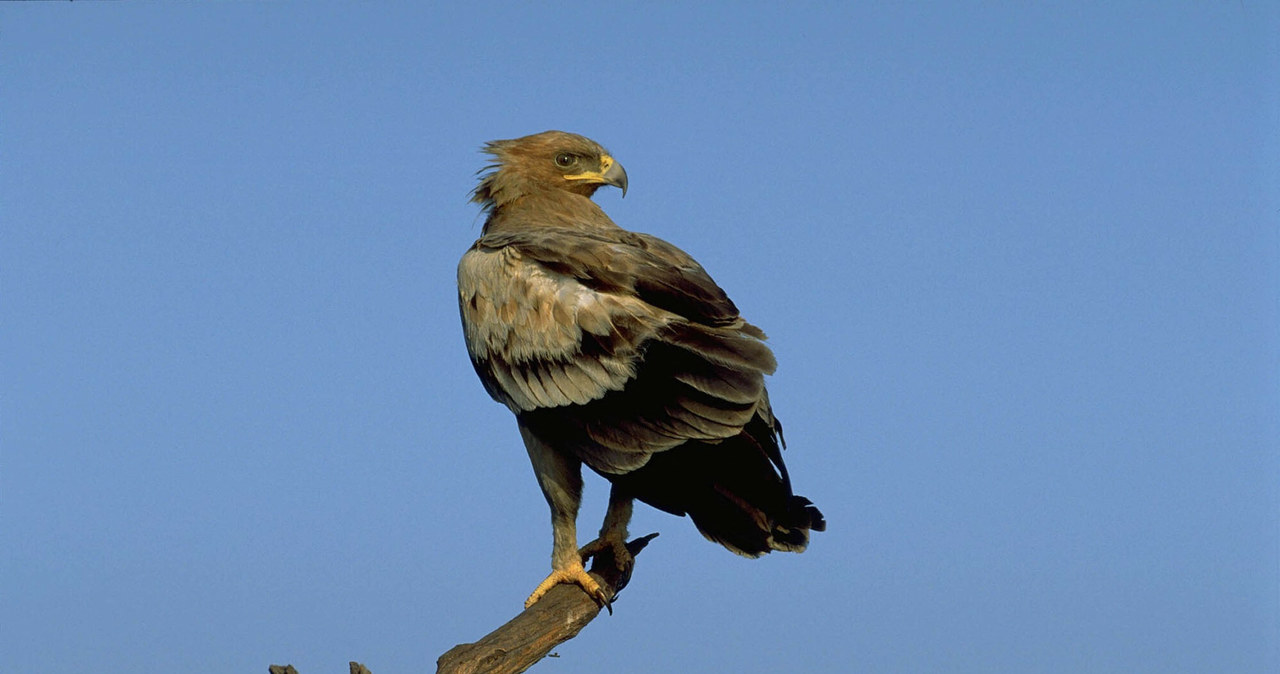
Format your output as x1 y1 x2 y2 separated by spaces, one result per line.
579 535 633 571
524 561 610 611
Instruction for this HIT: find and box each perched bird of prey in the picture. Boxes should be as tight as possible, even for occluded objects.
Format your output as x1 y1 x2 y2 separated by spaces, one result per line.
457 130 825 609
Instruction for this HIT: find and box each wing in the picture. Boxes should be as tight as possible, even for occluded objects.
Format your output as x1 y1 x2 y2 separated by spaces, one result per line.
478 228 747 330
458 228 777 473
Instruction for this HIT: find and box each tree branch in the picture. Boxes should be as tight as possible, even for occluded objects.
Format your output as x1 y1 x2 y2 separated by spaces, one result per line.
435 533 659 674
268 664 369 674
266 535 656 674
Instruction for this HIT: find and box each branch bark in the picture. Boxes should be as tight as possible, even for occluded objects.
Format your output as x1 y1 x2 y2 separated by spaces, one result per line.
268 663 369 674
435 533 659 674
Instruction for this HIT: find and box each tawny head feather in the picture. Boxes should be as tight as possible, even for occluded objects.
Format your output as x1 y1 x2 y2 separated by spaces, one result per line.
470 130 627 211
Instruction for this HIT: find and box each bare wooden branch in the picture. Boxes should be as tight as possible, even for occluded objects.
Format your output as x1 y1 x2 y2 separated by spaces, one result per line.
266 536 655 674
435 533 659 674
267 662 368 674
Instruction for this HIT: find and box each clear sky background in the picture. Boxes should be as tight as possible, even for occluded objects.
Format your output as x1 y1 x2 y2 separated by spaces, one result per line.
3 3 1277 673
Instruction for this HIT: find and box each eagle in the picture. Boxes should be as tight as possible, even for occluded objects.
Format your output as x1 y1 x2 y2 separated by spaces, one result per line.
457 130 825 609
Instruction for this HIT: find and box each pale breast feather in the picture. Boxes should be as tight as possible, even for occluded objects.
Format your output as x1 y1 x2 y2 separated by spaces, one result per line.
457 245 669 413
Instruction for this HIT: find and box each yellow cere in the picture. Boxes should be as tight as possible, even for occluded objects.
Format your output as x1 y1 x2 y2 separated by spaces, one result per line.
563 155 614 183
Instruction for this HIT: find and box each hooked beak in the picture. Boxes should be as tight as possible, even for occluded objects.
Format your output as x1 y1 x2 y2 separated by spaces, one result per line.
599 155 628 197
564 154 629 197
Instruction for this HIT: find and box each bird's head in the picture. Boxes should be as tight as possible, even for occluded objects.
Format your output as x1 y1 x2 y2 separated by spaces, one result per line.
470 130 628 211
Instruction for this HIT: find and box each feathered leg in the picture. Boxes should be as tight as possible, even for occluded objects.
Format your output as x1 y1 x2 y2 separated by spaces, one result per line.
518 422 608 609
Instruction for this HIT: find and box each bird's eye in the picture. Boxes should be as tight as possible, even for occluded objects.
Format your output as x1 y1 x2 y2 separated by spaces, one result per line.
554 153 575 168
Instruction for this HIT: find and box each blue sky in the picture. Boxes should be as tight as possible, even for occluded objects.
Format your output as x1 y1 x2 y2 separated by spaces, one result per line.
3 3 1277 673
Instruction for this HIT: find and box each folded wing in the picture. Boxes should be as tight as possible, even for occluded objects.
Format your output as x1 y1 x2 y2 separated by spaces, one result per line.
458 227 777 474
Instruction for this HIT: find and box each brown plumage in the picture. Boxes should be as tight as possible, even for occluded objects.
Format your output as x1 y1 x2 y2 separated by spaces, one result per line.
457 130 824 608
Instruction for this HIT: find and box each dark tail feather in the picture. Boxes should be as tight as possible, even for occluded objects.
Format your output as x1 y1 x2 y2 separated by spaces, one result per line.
608 415 824 557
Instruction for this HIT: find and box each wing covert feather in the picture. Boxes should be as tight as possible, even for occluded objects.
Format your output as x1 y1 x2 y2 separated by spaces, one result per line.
458 242 660 412
479 228 741 328
459 228 780 475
